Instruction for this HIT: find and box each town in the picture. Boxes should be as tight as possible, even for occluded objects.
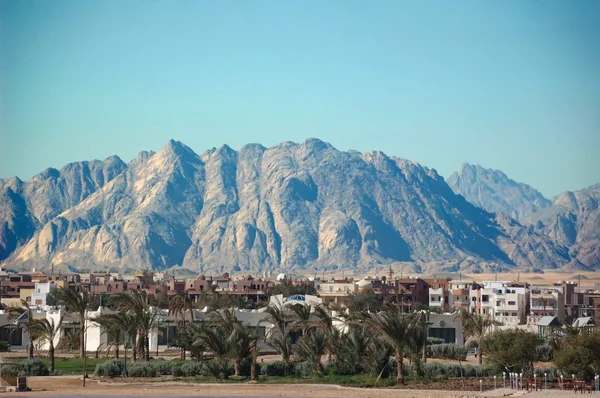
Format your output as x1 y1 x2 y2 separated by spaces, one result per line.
1 267 598 355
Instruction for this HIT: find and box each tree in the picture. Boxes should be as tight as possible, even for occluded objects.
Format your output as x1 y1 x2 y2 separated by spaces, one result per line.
207 309 252 377
92 313 136 360
270 280 316 296
365 306 411 383
262 301 294 374
554 331 600 380
55 289 93 360
294 331 327 373
29 315 63 372
169 291 195 359
290 303 313 337
460 311 502 365
481 329 542 376
110 290 159 361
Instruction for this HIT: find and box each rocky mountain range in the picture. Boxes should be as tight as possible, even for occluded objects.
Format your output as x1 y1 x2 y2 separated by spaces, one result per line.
449 165 599 271
0 139 590 274
447 163 552 221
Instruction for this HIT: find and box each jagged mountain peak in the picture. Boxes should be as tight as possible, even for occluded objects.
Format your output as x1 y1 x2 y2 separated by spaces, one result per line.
447 163 551 221
0 139 587 273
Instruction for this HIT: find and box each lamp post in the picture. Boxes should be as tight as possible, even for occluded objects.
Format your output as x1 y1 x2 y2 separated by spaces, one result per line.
561 375 564 391
534 374 537 391
494 375 497 389
509 373 513 389
520 373 523 390
544 373 547 390
503 372 506 389
480 379 483 393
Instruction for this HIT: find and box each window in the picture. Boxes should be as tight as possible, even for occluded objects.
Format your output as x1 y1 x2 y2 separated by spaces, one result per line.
508 301 516 305
482 295 489 302
512 313 517 316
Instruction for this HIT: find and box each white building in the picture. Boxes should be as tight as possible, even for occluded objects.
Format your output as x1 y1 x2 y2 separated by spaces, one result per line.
30 282 57 307
480 281 527 325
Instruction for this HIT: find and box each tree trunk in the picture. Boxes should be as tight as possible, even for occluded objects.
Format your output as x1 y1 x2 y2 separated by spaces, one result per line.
49 344 55 373
28 335 34 360
80 323 85 360
145 334 150 361
396 349 404 384
137 332 144 361
234 359 241 377
115 345 120 360
478 347 483 365
250 340 257 381
422 337 427 363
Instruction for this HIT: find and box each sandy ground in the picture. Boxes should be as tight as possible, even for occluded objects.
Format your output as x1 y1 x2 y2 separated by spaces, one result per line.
7 376 595 398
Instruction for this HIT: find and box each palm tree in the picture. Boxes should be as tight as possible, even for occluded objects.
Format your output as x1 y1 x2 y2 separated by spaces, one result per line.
290 303 313 337
110 290 159 361
200 326 231 379
55 288 94 387
169 291 195 359
461 311 503 365
294 331 327 373
262 301 294 374
29 315 63 373
55 288 92 360
365 306 411 383
92 313 135 360
228 323 253 377
409 309 430 364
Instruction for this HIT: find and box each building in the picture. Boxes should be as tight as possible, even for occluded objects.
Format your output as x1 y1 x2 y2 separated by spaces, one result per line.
478 281 528 325
529 284 565 323
30 282 57 306
450 280 480 313
425 278 452 312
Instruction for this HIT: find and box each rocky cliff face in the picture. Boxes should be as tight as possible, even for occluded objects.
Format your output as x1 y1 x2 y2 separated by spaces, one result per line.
447 163 552 221
446 163 599 271
1 140 573 274
529 184 600 271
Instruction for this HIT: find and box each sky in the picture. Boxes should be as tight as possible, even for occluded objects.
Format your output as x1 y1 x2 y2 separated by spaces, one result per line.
1 0 599 197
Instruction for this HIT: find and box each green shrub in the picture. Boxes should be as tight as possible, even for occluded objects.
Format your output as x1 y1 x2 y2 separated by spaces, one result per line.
427 337 445 345
0 364 24 376
265 360 286 376
178 361 205 377
0 341 10 351
127 362 158 377
292 361 314 377
94 360 124 377
427 343 468 360
424 363 496 378
534 366 559 380
535 344 554 362
26 359 49 376
237 358 259 377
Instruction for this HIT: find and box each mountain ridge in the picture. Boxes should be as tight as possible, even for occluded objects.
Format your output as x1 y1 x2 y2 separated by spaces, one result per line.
0 139 582 274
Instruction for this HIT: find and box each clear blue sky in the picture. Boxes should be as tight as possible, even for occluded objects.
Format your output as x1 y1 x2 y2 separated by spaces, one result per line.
1 0 599 197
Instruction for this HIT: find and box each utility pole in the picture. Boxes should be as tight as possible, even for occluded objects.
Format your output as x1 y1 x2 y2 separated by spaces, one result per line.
388 265 394 282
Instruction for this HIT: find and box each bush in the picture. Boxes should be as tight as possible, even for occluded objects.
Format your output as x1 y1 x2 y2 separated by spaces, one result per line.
424 363 497 378
127 362 159 377
0 364 24 376
535 344 554 362
292 361 314 378
237 358 259 377
427 337 446 345
94 360 124 377
427 343 468 360
178 362 206 377
0 340 9 351
26 359 49 376
534 366 559 380
265 360 286 377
